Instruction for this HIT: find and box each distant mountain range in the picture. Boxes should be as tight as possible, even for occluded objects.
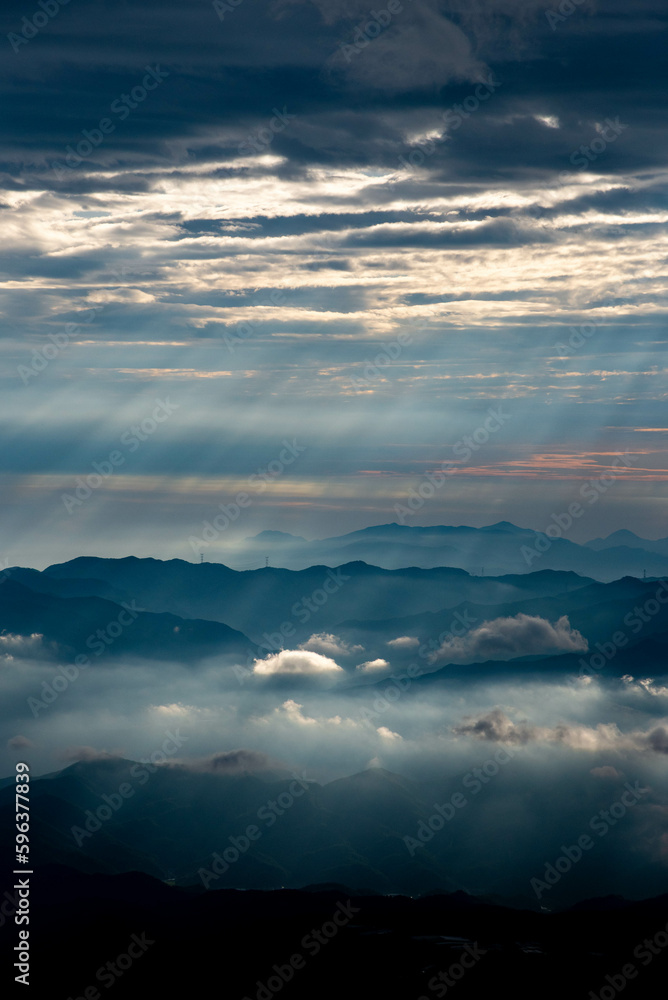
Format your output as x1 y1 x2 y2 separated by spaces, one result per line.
227 521 668 581
585 528 668 557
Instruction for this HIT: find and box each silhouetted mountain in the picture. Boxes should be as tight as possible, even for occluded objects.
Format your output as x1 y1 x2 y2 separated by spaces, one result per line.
0 578 255 662
1 864 667 999
396 630 668 683
32 556 593 644
335 576 668 672
586 528 668 557
3 566 129 603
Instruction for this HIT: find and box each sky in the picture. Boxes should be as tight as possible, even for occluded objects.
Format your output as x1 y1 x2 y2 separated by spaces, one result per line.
1 0 667 568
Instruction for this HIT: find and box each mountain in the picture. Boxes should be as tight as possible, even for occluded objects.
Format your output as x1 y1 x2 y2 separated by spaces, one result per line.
333 576 668 672
586 529 668 557
0 757 448 896
4 864 668 1000
32 557 594 645
1 566 129 603
252 530 309 545
232 522 668 581
2 757 664 906
0 579 255 663
6 556 665 675
396 630 668 683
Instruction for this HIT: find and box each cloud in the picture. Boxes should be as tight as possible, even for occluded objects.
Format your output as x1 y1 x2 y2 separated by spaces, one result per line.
185 749 284 774
428 614 588 665
273 699 347 728
445 0 558 60
299 632 364 656
454 708 668 756
0 632 50 660
387 636 419 649
647 726 668 754
377 726 402 740
356 658 390 672
253 649 345 676
622 676 668 698
453 707 535 744
59 746 121 763
7 735 34 751
591 765 623 780
327 3 486 93
149 703 197 718
551 723 637 753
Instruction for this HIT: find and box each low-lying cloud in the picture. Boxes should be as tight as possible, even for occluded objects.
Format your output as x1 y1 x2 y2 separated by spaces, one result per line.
178 749 285 775
0 632 50 660
387 636 419 649
429 614 588 665
299 633 364 657
253 649 344 677
356 658 390 673
454 707 668 756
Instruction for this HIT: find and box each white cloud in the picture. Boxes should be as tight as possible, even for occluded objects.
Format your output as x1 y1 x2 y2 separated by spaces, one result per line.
377 726 402 740
387 636 419 649
623 676 668 698
643 678 668 696
149 703 197 718
253 649 344 676
0 632 48 660
281 699 319 725
535 114 560 129
299 633 363 657
356 658 390 672
271 699 351 728
429 614 588 665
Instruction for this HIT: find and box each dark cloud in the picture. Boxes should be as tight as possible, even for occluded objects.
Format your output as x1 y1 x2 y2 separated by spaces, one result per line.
7 734 34 750
185 748 285 774
453 707 535 745
647 726 668 754
60 746 121 762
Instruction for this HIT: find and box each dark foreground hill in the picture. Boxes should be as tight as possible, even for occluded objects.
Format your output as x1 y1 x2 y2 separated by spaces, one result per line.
0 864 666 999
